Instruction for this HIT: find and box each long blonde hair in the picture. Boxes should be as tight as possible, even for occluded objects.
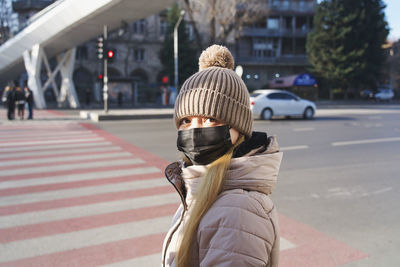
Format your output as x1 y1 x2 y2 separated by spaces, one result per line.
176 135 245 267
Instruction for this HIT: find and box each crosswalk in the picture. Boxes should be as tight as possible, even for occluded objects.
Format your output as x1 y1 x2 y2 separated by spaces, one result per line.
0 110 368 267
0 114 179 266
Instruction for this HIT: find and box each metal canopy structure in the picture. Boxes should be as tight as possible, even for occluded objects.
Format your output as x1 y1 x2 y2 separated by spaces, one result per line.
0 0 176 108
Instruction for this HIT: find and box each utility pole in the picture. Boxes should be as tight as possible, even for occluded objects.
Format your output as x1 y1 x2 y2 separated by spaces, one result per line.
103 25 108 113
174 10 185 91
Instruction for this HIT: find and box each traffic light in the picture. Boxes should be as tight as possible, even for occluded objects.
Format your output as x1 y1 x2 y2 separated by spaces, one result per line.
106 48 115 62
96 37 104 59
162 75 169 85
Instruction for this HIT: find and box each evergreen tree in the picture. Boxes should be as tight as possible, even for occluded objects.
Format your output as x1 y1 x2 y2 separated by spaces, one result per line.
159 4 198 90
306 0 389 99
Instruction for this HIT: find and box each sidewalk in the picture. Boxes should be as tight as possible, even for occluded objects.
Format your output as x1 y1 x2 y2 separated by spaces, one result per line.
76 100 399 122
79 108 174 121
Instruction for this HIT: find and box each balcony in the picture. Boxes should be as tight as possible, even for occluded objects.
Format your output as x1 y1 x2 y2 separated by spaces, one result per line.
236 55 309 66
12 0 55 12
241 27 311 37
268 0 316 13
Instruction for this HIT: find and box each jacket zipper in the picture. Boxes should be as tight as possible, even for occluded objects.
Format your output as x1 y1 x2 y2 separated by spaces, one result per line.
162 164 188 267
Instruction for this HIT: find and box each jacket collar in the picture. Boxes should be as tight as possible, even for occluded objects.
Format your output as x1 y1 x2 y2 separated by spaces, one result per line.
165 136 282 205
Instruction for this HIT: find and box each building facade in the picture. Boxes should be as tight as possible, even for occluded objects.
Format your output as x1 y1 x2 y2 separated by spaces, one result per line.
11 0 316 105
236 0 316 90
73 14 169 105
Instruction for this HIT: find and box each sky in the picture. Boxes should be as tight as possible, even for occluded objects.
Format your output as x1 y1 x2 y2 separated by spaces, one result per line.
384 0 400 41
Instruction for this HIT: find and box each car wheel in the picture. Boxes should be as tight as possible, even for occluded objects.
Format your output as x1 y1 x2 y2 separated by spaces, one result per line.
303 107 314 119
261 108 273 120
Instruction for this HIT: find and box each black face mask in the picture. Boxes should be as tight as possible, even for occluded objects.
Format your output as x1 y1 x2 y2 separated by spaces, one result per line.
177 125 233 165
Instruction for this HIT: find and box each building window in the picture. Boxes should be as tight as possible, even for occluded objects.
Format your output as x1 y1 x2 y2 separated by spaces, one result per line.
282 0 289 8
284 16 292 30
133 19 146 34
160 19 168 36
272 0 280 8
252 37 278 57
134 48 145 62
267 17 279 29
254 17 267 28
296 16 307 31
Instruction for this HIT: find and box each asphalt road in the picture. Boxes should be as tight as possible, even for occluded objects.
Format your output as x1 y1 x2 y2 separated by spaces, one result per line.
97 107 400 266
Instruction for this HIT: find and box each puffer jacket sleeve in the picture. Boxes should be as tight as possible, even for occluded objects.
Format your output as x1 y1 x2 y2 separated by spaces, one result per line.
197 190 278 267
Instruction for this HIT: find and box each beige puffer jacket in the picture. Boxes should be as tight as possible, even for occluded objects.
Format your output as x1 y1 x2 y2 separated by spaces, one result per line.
162 136 283 267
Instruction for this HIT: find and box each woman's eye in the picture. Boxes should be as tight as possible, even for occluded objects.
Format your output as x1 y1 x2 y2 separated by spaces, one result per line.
205 118 217 124
180 118 190 125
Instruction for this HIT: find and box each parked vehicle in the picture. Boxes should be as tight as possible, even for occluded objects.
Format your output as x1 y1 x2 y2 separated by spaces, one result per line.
250 89 316 120
374 89 394 101
360 89 374 99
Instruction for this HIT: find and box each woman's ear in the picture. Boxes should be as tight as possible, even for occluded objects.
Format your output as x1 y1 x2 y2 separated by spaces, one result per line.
229 128 240 144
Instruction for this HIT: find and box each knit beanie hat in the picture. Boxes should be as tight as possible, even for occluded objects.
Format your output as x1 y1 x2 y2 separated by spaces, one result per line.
174 45 253 137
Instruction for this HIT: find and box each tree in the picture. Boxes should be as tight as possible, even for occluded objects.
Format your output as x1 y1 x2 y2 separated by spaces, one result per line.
306 0 389 99
182 0 268 48
159 3 198 89
0 0 12 45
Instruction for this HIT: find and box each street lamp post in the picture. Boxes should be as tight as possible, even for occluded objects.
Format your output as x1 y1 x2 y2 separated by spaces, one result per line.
174 10 185 91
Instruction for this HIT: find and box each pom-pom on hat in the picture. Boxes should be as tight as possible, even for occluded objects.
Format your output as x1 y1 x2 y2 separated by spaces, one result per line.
174 45 253 137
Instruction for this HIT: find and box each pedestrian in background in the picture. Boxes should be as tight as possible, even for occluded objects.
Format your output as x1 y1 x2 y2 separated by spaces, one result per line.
14 85 25 120
5 85 16 120
24 85 34 120
2 85 10 107
162 45 283 267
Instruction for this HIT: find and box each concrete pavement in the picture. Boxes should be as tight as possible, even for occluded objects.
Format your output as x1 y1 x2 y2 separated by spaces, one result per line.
0 109 371 266
76 101 400 122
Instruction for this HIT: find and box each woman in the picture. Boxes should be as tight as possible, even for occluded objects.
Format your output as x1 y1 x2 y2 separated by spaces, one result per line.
14 85 25 120
162 45 283 267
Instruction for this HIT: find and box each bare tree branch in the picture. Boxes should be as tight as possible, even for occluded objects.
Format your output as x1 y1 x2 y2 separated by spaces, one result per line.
182 0 268 46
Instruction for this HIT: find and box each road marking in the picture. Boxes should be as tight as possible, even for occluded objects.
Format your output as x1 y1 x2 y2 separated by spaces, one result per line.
281 145 309 151
317 109 400 116
332 136 400 146
280 237 296 251
100 253 162 267
0 158 143 177
0 193 178 228
0 177 168 207
0 216 172 263
0 152 132 167
0 141 113 153
0 137 104 147
0 146 122 159
293 127 314 132
0 130 93 138
0 203 178 243
0 166 160 189
364 123 383 128
0 133 97 142
100 237 297 267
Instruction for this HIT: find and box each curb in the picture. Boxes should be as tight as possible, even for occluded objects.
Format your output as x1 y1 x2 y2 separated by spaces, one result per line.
80 110 174 122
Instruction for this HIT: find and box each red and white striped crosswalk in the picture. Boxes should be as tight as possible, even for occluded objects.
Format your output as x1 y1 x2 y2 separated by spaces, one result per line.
0 110 368 267
0 113 178 266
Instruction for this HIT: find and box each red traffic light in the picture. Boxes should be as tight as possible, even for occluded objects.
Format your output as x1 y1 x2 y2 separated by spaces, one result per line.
98 74 103 80
162 76 169 84
107 50 114 58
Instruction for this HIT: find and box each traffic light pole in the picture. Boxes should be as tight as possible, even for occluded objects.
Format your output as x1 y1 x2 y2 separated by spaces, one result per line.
174 10 185 91
103 25 108 113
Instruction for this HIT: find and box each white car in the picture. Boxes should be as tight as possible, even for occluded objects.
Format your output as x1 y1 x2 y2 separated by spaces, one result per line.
250 89 316 120
374 89 394 101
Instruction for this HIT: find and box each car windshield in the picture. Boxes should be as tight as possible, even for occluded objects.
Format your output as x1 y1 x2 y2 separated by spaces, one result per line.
250 93 261 97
